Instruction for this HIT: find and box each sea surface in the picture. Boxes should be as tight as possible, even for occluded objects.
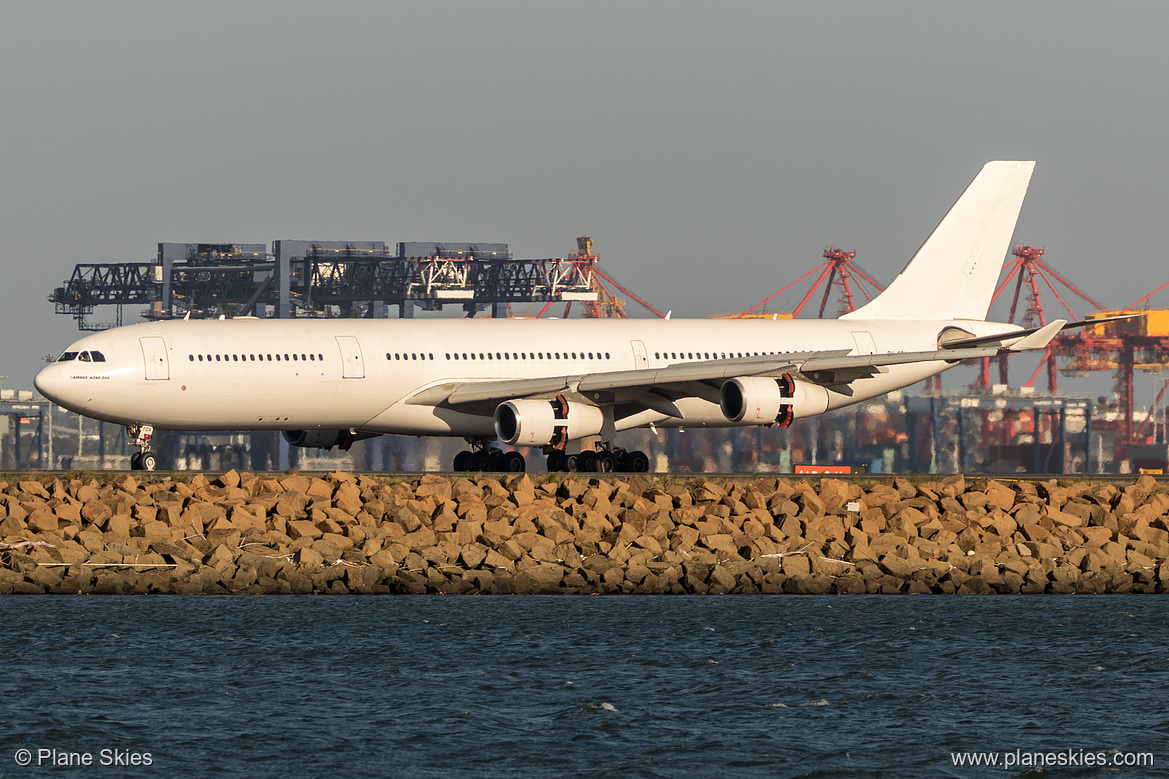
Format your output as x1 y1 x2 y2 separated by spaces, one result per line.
0 596 1165 778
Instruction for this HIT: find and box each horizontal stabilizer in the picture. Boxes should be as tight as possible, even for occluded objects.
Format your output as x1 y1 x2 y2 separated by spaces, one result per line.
1009 319 1065 351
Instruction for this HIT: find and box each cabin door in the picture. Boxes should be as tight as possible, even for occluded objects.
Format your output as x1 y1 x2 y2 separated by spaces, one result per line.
630 340 649 369
336 336 365 379
850 331 877 355
140 337 170 380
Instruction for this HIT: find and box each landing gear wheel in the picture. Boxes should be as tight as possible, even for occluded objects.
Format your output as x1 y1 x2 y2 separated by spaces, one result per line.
130 452 143 471
595 452 616 473
626 450 650 473
470 452 493 471
565 453 579 472
546 450 566 472
577 451 597 473
500 451 526 472
453 450 471 472
140 452 158 472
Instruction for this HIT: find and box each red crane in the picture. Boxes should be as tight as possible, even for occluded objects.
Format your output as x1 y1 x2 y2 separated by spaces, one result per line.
732 246 885 319
976 244 1105 393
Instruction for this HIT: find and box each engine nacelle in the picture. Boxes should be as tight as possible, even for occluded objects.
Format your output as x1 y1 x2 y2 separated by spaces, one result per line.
721 376 784 424
282 429 366 451
720 374 829 427
494 399 606 446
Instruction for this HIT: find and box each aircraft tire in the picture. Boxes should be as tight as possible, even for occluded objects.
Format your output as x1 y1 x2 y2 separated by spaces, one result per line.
141 452 158 472
577 452 597 473
502 451 526 472
453 450 471 471
595 452 616 473
130 452 143 471
626 451 650 473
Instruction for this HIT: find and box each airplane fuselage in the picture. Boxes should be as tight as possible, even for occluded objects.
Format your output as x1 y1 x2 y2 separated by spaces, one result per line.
34 316 1010 438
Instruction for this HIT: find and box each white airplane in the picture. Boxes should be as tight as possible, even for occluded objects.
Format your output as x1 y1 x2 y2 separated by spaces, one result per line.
36 161 1075 473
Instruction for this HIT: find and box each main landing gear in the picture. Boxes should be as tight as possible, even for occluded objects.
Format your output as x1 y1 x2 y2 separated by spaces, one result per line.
452 440 526 473
546 444 649 474
127 424 158 471
450 440 650 474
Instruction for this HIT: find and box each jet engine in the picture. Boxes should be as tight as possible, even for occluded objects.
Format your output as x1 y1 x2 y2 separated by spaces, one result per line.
719 374 829 427
282 429 375 451
494 398 605 446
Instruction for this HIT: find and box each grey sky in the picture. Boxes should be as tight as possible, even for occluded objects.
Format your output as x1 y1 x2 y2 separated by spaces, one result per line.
3 1 1167 392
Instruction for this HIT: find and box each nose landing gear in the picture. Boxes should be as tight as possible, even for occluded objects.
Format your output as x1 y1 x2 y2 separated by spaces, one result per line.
127 424 158 471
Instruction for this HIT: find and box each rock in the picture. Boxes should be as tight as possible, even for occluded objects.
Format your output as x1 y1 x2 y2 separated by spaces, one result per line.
295 547 325 567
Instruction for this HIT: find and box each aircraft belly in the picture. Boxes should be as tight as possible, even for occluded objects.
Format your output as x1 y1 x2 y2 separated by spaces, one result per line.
364 403 496 437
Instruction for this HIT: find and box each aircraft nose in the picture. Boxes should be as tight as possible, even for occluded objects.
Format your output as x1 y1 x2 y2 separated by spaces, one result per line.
34 363 63 404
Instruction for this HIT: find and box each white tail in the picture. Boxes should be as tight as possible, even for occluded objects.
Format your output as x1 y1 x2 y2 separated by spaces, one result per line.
843 160 1034 321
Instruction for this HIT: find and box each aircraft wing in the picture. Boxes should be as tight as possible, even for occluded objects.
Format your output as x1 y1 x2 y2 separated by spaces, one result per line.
406 319 1065 409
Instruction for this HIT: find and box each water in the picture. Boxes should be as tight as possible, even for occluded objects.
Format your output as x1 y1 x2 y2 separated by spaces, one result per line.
0 596 1165 778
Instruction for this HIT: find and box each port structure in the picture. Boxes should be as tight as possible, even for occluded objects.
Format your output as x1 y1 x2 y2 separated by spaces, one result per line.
50 240 614 330
726 246 885 320
528 237 665 320
976 244 1106 393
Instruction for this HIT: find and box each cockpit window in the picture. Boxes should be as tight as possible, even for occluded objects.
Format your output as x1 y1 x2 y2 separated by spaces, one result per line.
78 352 92 362
57 351 79 362
90 351 106 362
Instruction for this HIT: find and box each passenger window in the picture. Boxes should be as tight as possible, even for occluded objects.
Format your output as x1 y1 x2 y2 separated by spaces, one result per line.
284 354 289 361
309 354 315 361
605 352 610 359
250 355 256 361
275 355 281 361
189 355 195 361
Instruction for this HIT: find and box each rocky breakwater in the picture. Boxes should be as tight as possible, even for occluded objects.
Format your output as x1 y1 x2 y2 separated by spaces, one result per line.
0 471 1167 595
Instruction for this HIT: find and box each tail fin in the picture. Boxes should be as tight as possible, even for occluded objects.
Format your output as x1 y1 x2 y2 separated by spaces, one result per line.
842 160 1034 321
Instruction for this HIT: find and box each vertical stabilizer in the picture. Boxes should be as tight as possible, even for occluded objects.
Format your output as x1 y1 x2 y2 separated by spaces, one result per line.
842 161 1034 321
